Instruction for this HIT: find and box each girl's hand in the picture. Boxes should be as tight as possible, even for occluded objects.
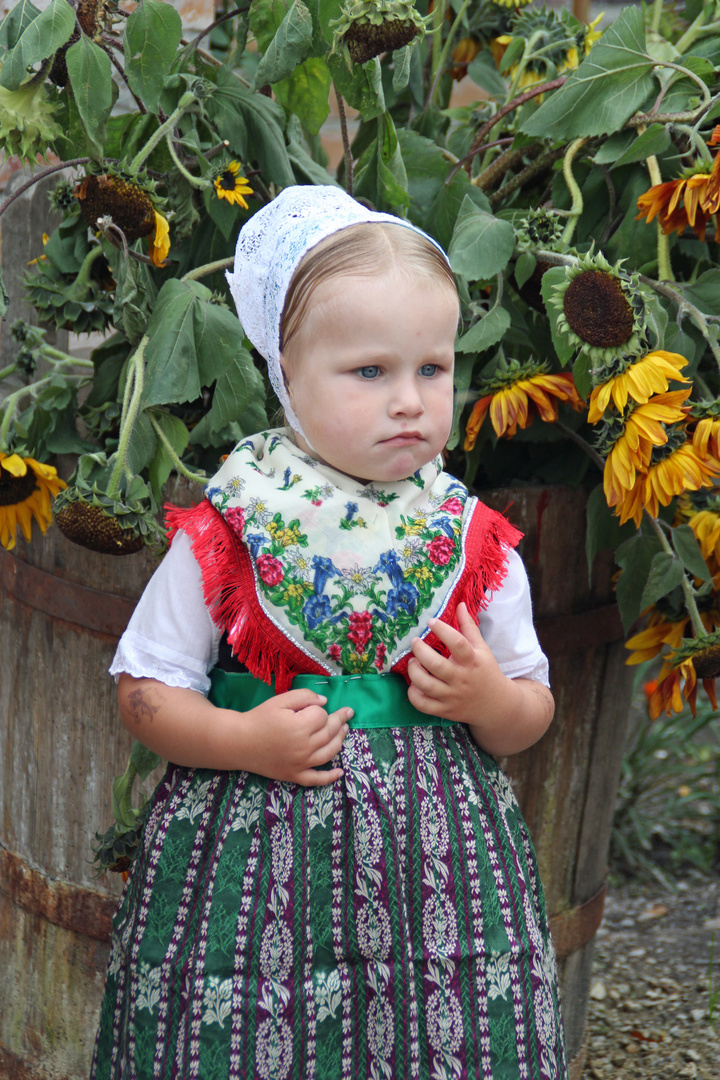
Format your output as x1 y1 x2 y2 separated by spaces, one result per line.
407 602 554 756
239 690 352 787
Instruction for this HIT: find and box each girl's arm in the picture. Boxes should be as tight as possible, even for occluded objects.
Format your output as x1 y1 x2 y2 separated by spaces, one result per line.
406 602 554 757
118 673 352 786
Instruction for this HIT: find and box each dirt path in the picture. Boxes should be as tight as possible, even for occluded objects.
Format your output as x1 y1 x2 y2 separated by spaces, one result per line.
581 878 720 1079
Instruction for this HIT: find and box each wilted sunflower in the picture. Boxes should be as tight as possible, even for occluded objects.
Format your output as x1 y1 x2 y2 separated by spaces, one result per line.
549 251 648 363
648 631 720 719
149 211 170 268
75 174 156 241
0 452 66 551
450 37 481 81
464 361 584 449
491 8 602 89
689 402 720 465
598 389 692 512
635 152 720 243
587 350 690 423
213 161 253 208
330 0 430 66
610 428 718 527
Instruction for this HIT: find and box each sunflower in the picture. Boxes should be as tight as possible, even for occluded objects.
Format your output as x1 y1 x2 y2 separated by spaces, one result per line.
690 412 720 465
450 37 481 81
549 251 648 363
464 362 584 449
635 152 720 243
0 452 66 551
648 631 720 719
611 430 719 527
587 350 690 423
213 162 254 209
625 612 690 665
599 389 692 510
149 211 170 268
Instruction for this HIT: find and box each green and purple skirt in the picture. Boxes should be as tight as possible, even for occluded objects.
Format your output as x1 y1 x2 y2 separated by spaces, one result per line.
91 673 567 1079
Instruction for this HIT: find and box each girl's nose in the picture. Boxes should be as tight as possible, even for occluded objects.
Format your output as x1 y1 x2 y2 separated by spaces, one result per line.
389 377 423 416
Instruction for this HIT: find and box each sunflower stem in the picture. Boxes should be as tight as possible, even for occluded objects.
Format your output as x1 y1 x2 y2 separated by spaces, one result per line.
107 336 148 501
147 413 207 485
644 152 674 282
429 0 448 87
645 514 706 638
425 0 472 108
560 138 589 247
128 94 198 174
335 89 354 195
181 257 234 283
650 0 663 34
164 134 211 190
0 363 19 381
67 245 108 301
639 275 720 372
651 60 712 108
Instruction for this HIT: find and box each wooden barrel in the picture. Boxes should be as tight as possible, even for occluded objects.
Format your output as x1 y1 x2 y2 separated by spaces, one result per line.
482 486 633 1080
0 485 631 1078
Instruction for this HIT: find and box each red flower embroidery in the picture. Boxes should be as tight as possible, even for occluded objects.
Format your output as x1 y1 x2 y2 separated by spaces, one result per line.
439 497 463 516
225 506 245 537
328 643 342 661
347 611 373 649
426 535 455 565
256 553 284 586
374 642 387 670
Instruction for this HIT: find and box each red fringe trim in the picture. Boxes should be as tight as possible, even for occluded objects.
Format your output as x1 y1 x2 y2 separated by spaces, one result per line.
166 497 521 692
165 501 329 693
391 501 522 681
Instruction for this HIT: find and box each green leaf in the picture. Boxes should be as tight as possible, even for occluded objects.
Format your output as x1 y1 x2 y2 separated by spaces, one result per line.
610 123 671 169
211 70 295 186
498 35 525 75
447 353 475 453
520 7 655 140
540 266 575 367
124 0 182 114
249 0 290 51
615 532 663 632
0 0 41 58
129 740 162 781
639 551 686 612
514 252 536 291
467 49 507 98
353 114 410 211
593 130 634 165
194 299 249 387
66 35 114 156
273 55 331 135
585 483 636 579
457 304 511 354
429 173 491 251
125 410 157 475
327 52 385 120
143 280 205 407
0 0 74 90
572 352 593 400
672 523 712 581
189 349 266 443
396 128 451 229
681 270 720 317
287 135 337 185
392 41 414 93
447 196 515 281
252 0 313 89
148 410 190 500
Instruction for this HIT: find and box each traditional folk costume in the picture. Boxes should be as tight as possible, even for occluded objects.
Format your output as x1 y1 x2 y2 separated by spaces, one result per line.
91 188 567 1080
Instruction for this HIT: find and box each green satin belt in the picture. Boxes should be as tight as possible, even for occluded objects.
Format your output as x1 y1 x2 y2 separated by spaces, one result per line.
208 669 455 729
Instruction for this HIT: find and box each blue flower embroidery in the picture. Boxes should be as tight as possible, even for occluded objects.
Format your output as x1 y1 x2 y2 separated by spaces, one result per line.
303 595 333 629
344 502 359 521
312 555 340 594
245 533 266 558
374 551 404 589
387 582 419 617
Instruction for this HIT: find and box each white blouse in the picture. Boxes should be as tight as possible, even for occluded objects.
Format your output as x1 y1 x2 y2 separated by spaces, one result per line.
110 530 550 693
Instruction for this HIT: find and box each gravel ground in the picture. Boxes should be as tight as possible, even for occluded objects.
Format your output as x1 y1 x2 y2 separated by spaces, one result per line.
581 877 720 1080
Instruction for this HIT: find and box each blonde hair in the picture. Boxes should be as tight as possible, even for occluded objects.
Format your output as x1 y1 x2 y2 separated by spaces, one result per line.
280 222 457 358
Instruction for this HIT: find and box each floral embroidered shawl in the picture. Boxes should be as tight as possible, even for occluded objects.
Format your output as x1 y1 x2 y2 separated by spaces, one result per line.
166 430 521 692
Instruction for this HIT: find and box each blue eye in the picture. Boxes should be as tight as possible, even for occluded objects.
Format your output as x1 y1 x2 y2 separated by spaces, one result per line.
419 364 440 377
358 365 380 379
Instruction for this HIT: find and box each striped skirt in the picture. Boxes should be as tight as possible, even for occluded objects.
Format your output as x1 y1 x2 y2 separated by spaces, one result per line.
91 723 567 1080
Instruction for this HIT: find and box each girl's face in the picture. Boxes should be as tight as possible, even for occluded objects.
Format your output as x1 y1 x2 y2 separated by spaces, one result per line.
280 269 458 484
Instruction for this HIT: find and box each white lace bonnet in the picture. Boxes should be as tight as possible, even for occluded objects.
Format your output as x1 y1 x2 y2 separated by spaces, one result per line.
225 184 449 440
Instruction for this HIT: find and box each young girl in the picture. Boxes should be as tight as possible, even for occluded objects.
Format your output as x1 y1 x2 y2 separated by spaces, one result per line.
92 186 567 1080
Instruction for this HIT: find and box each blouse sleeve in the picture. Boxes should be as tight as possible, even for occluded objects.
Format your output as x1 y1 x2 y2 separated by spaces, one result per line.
478 548 550 687
109 530 220 695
